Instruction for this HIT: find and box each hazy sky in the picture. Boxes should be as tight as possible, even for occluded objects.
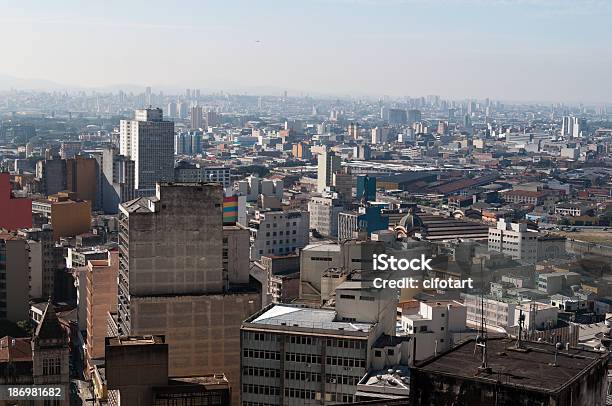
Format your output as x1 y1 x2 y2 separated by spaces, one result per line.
1 0 611 102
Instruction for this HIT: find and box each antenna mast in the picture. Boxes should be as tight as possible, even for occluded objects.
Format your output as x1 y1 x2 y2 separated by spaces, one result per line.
476 257 490 372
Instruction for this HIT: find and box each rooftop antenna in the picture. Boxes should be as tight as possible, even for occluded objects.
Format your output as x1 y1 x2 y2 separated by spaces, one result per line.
516 308 525 349
476 257 490 372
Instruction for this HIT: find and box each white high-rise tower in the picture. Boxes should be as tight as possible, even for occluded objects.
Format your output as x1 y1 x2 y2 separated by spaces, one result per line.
120 108 174 196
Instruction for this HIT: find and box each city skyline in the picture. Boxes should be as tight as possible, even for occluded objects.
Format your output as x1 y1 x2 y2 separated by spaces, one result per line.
1 0 611 103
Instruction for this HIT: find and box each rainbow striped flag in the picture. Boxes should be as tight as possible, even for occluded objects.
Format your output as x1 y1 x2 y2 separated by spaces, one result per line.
223 196 238 225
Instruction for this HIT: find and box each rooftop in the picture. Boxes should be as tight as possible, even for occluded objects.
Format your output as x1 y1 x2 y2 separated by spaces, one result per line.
106 335 165 346
356 366 411 400
415 337 607 392
244 304 373 333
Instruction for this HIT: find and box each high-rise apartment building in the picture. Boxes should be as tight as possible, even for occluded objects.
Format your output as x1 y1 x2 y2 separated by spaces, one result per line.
332 172 353 204
167 101 177 118
0 172 32 230
388 108 407 125
19 227 58 300
317 150 341 193
190 105 203 129
93 146 135 214
356 175 376 203
36 157 66 196
0 232 30 322
65 155 98 204
407 109 422 126
120 108 174 195
114 182 261 404
86 251 118 372
561 115 587 138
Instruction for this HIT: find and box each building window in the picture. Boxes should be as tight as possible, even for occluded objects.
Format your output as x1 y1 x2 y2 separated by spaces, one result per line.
42 358 61 375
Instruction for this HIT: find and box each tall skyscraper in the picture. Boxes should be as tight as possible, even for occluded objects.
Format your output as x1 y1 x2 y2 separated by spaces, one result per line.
120 108 174 196
561 116 586 138
92 146 135 214
190 105 203 129
0 233 30 322
178 102 188 119
407 109 422 126
356 175 377 203
167 101 177 118
317 149 341 193
114 183 261 404
145 86 152 106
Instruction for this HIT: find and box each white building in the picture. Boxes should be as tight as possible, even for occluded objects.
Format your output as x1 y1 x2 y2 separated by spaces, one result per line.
248 209 309 260
488 219 538 263
241 281 407 405
174 164 231 187
317 149 341 193
401 300 467 358
236 175 283 202
120 108 174 195
462 294 519 328
308 194 344 238
514 302 559 330
537 272 581 295
299 240 385 304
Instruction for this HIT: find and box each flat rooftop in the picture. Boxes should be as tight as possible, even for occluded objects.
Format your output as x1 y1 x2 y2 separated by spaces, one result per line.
106 335 165 346
245 304 373 333
416 337 606 392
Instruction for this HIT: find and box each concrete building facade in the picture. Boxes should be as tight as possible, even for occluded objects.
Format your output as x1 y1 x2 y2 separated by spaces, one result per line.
248 209 309 260
317 149 341 193
120 108 174 195
308 194 344 238
115 182 261 405
0 233 30 322
241 282 401 406
86 251 119 371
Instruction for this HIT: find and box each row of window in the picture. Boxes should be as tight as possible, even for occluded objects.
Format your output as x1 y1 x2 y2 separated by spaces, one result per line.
265 230 297 237
242 384 280 396
264 222 298 228
338 294 375 301
328 339 366 350
243 349 281 360
265 239 297 245
326 374 360 386
243 366 280 378
283 388 316 400
285 352 321 364
244 336 367 352
326 356 366 368
285 370 321 382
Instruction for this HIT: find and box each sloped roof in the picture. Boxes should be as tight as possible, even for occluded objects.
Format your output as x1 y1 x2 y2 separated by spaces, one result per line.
34 301 65 341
